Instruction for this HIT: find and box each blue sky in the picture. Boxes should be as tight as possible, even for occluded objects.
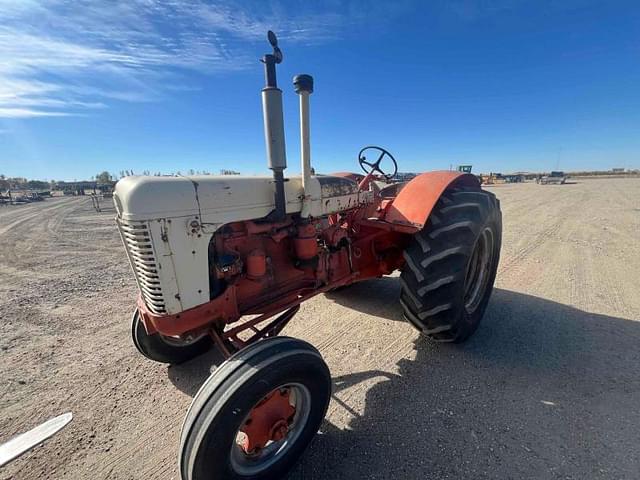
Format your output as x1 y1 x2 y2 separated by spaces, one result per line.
0 0 638 180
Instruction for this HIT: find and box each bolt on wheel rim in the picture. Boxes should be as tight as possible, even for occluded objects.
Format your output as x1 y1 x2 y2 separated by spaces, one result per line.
229 383 312 476
463 227 494 314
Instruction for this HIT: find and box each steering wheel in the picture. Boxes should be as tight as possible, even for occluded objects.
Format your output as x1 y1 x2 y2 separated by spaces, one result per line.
358 146 398 180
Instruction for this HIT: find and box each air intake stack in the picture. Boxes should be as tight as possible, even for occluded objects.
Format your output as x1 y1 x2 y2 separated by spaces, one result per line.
261 31 287 221
293 74 314 216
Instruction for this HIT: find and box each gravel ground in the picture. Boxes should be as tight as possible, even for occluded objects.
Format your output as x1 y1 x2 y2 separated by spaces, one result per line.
1 177 639 479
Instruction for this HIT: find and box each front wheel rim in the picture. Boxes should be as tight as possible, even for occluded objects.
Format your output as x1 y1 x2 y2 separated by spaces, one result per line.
463 227 494 314
229 383 312 476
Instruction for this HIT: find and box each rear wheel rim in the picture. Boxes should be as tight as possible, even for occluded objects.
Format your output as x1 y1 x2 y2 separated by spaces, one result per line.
463 227 494 314
229 383 312 476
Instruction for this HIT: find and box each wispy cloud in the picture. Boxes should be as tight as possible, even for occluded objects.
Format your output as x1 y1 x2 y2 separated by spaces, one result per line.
0 0 359 118
0 107 73 118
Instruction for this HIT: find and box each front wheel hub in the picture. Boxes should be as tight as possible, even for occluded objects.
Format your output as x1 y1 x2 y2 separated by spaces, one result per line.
239 388 295 453
230 382 312 476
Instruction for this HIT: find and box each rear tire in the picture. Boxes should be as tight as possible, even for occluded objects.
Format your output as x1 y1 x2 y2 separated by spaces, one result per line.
180 337 331 480
131 310 212 364
400 187 501 343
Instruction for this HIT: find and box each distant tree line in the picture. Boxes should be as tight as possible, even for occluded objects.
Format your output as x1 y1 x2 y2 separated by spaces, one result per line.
1 168 244 192
0 174 51 191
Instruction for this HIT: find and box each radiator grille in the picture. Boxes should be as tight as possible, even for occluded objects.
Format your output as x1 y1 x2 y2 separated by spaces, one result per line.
118 220 166 314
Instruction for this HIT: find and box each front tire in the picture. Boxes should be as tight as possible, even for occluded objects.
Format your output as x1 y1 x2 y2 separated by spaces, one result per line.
400 187 502 343
180 337 331 480
131 310 212 364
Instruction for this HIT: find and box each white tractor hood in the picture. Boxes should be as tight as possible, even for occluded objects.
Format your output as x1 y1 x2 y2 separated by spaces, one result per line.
114 174 368 227
114 175 306 224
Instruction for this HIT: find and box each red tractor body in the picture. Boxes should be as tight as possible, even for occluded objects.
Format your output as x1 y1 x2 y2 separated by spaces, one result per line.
134 170 478 355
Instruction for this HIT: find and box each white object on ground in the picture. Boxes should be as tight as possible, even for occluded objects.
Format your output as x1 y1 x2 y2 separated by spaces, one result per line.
0 412 73 467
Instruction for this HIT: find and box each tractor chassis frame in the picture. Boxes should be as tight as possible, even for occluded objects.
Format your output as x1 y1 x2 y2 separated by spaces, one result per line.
136 269 367 359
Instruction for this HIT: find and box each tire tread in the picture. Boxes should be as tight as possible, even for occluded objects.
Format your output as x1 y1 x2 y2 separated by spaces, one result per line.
400 186 501 343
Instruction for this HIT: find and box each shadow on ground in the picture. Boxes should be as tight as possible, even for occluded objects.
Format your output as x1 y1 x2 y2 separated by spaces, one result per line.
167 277 403 396
167 348 225 396
169 279 640 479
296 284 640 479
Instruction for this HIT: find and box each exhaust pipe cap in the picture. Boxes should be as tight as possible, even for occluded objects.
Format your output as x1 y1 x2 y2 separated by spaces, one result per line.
293 74 313 94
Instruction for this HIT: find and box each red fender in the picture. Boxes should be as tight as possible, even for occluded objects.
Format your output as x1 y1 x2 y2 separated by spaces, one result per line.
384 171 480 229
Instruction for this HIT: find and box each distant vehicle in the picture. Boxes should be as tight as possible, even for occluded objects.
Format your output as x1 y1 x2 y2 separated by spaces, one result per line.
15 192 44 203
479 172 505 185
538 171 567 184
390 171 418 182
503 174 523 183
0 191 47 204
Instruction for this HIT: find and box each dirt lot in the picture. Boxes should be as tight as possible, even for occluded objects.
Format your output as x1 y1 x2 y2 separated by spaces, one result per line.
1 178 639 479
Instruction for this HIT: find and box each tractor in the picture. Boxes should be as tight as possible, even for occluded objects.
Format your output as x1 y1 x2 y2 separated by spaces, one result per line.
114 31 502 480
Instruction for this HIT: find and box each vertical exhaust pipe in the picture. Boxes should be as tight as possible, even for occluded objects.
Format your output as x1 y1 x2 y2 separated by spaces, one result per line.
293 74 314 207
261 31 287 221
